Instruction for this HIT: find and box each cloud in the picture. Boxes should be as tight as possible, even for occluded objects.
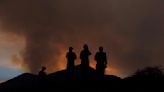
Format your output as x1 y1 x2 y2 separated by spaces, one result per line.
0 66 23 81
0 0 163 77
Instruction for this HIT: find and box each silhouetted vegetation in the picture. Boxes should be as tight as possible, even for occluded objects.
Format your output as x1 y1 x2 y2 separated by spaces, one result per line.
0 45 164 92
0 66 163 92
137 66 163 75
127 66 164 80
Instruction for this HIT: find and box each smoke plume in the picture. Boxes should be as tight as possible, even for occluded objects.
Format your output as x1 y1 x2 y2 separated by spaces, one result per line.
0 0 164 77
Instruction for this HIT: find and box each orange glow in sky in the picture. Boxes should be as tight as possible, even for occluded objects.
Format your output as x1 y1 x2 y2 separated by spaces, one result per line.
0 32 125 78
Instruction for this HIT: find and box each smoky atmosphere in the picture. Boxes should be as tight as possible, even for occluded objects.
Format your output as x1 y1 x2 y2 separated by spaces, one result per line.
0 0 164 82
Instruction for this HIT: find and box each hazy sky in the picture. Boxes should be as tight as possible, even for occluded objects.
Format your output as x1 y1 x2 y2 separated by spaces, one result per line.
0 0 164 81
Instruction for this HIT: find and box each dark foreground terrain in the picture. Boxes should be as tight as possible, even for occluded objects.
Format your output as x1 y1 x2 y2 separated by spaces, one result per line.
0 66 163 92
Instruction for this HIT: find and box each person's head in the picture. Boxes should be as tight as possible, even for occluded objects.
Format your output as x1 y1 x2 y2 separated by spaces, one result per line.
41 66 46 71
83 44 88 49
99 46 103 52
69 47 73 52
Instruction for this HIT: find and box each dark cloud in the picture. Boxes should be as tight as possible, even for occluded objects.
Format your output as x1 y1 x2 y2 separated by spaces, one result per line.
0 0 164 77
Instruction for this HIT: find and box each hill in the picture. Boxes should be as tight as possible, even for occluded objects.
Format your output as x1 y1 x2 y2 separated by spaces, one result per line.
0 66 164 92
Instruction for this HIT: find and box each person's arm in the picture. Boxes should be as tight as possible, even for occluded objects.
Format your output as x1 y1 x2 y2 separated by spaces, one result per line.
66 53 68 58
105 53 107 65
94 53 97 61
90 52 92 55
88 50 92 55
80 52 82 59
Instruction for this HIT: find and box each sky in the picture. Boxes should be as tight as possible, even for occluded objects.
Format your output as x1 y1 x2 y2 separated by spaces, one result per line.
0 0 164 81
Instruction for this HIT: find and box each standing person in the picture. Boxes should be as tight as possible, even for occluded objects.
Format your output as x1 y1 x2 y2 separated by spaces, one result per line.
80 44 92 68
80 44 92 79
66 47 77 71
95 46 107 76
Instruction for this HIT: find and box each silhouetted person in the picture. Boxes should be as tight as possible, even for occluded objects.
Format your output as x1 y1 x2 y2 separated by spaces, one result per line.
38 66 47 87
80 44 92 68
39 66 47 77
95 46 107 77
66 47 77 72
65 47 77 80
80 44 92 79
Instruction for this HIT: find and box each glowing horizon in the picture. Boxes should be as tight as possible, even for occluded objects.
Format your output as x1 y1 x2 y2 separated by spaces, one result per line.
0 0 164 81
0 32 125 79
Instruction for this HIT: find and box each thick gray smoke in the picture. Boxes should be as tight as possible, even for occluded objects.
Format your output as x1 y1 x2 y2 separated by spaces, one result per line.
0 0 164 77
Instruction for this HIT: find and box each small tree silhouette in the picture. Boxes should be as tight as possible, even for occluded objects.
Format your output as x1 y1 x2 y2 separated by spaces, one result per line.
133 66 164 80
